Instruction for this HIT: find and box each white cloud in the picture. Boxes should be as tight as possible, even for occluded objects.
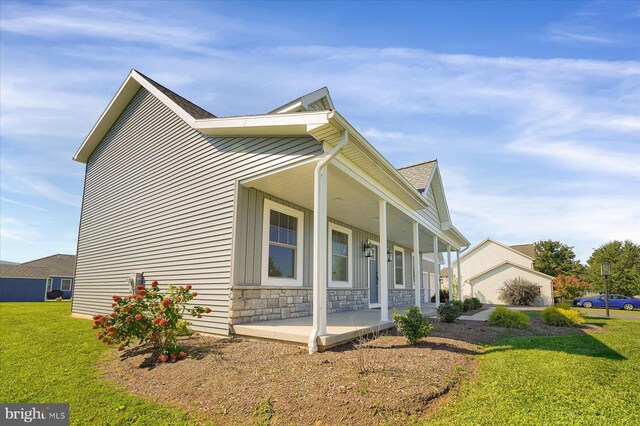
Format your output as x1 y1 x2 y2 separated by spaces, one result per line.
0 197 47 211
0 216 40 243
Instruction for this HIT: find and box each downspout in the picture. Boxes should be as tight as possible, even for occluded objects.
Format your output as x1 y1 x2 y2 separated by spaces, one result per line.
309 129 349 354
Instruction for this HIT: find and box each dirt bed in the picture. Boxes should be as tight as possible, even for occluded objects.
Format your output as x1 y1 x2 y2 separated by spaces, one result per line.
102 317 600 425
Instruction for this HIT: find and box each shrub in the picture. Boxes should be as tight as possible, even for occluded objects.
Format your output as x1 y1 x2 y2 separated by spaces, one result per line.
554 301 573 310
542 307 585 327
488 307 529 328
498 277 540 306
392 306 433 344
552 275 593 302
430 289 449 303
93 281 211 363
436 301 463 323
463 297 482 312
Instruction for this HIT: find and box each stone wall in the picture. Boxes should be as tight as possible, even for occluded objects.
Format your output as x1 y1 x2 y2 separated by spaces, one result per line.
388 288 416 307
230 286 370 325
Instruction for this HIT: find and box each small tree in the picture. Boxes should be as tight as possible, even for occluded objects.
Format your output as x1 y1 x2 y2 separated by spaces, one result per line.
93 281 211 363
552 275 593 302
533 240 585 277
498 276 540 306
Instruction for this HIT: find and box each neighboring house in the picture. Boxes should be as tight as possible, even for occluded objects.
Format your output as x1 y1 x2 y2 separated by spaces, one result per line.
71 70 469 352
0 254 76 302
447 238 553 306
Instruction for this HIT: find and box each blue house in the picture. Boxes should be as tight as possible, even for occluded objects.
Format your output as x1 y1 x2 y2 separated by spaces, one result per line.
0 254 76 302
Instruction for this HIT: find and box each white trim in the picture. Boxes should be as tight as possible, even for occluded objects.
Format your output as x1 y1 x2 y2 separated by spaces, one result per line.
454 238 535 266
195 111 330 136
393 245 405 288
328 222 353 288
261 199 304 287
46 278 52 292
60 278 72 291
466 260 554 283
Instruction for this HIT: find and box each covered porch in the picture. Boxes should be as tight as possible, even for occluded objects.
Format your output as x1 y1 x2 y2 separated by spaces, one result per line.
236 128 467 352
232 304 438 350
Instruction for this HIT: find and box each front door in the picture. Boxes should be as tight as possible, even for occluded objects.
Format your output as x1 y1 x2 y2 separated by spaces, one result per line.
368 245 380 307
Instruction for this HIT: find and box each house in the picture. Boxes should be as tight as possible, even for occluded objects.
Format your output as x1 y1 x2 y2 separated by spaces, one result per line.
0 254 76 302
71 70 469 352
447 238 553 306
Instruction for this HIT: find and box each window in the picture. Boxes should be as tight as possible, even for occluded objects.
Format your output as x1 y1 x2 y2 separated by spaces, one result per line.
329 223 352 287
534 286 541 297
261 199 304 286
46 278 52 292
394 246 405 287
61 278 72 291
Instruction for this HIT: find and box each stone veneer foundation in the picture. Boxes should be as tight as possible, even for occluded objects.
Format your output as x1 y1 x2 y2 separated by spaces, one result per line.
229 286 369 325
388 288 417 307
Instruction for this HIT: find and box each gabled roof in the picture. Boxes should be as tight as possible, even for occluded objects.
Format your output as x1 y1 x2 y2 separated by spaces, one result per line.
510 244 536 259
21 254 76 277
268 87 335 114
397 160 437 192
0 264 49 279
466 260 554 283
454 237 535 267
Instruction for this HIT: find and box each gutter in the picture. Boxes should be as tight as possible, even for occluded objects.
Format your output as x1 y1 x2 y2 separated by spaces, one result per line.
308 129 349 354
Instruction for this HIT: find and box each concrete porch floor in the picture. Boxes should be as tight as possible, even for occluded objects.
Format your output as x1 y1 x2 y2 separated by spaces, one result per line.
231 304 438 350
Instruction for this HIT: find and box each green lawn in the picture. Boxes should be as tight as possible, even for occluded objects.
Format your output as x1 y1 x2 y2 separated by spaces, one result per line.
426 317 640 425
0 302 197 425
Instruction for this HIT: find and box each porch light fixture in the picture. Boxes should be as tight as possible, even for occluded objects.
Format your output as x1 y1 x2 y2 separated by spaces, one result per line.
387 249 393 263
363 241 374 258
601 261 611 318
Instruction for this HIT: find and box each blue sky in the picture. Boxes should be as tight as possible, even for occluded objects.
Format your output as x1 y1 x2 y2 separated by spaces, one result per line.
1 0 638 263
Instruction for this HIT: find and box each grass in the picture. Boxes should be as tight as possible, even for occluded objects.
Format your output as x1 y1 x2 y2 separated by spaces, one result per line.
0 302 199 425
579 307 640 315
426 317 640 425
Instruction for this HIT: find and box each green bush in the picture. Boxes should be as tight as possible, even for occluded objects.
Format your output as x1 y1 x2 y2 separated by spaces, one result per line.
498 276 541 306
392 306 433 344
542 307 585 327
430 289 449 303
488 307 529 329
463 297 482 312
437 301 464 323
554 302 573 310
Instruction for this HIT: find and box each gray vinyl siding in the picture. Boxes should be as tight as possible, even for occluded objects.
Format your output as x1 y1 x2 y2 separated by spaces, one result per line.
234 187 415 290
73 88 322 335
417 186 440 229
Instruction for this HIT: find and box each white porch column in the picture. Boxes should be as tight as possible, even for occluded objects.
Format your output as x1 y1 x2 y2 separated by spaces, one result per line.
379 200 389 322
425 272 431 303
412 222 421 307
433 236 440 307
457 250 462 302
312 162 328 338
447 244 453 301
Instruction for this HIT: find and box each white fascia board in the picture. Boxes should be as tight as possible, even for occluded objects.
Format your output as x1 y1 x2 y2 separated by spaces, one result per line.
328 112 427 208
467 261 554 283
194 111 331 136
269 87 334 114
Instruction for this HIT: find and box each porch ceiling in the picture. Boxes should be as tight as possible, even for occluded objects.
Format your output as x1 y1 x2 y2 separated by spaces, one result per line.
242 161 437 252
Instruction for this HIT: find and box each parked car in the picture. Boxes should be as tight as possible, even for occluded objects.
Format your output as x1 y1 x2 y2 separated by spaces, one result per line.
573 294 640 310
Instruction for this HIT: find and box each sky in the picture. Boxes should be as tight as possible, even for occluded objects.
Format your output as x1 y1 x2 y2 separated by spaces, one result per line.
0 0 638 264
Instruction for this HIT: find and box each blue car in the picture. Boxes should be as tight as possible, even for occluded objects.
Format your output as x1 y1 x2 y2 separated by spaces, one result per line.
573 294 640 311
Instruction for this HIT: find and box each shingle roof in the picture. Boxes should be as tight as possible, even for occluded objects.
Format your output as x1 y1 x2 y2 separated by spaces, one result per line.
0 264 49 279
21 254 76 277
397 160 437 192
135 71 216 120
510 244 536 259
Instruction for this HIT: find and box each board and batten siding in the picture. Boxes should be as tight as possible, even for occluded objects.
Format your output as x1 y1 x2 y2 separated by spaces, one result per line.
234 187 415 290
72 88 322 335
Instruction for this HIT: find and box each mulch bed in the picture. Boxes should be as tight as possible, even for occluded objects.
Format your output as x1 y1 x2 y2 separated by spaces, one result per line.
101 317 601 425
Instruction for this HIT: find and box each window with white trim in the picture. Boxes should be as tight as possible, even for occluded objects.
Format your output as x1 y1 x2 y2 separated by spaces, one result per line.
262 199 304 286
61 278 72 291
394 246 405 287
46 278 52 292
534 286 542 297
329 223 352 287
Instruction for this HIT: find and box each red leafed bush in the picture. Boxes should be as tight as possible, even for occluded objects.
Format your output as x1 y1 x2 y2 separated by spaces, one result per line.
552 275 593 302
93 281 212 363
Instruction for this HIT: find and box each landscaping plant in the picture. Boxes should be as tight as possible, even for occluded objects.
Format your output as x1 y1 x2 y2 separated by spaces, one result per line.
552 275 593 302
436 301 464 323
392 305 433 344
498 276 540 306
463 297 482 312
488 306 529 328
541 306 585 327
92 281 211 363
